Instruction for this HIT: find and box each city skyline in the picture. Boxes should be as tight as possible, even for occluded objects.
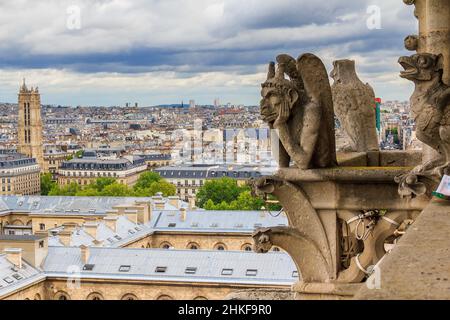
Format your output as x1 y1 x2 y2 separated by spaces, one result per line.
0 0 415 106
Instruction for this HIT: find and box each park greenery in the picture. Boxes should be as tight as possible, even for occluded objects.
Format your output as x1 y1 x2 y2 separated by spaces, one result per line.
40 171 176 197
196 177 281 211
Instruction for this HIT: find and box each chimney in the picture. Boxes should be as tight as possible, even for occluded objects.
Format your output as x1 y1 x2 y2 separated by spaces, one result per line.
124 210 138 224
80 245 89 264
62 222 78 234
188 196 196 210
168 196 180 209
134 201 151 224
4 248 22 269
58 230 72 247
154 201 165 210
103 215 118 232
180 208 187 222
84 222 99 240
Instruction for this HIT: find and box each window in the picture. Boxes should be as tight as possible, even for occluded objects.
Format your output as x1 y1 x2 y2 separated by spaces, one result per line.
221 268 233 276
83 264 95 271
185 267 197 274
155 266 167 273
242 244 252 251
119 265 131 272
214 243 226 251
39 223 45 231
12 274 23 280
246 269 258 276
160 242 172 249
87 293 104 300
272 247 280 252
39 241 44 248
187 242 199 250
3 277 13 284
54 291 70 300
121 294 138 300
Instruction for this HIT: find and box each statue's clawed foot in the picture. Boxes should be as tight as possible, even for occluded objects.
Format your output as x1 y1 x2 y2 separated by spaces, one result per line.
432 162 450 177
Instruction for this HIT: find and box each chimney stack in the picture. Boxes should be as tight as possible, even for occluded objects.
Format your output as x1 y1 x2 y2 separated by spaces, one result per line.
180 208 187 222
124 210 138 224
168 196 180 209
80 245 89 264
62 222 78 234
188 196 196 210
134 201 151 224
83 222 99 240
58 230 72 247
154 200 165 210
103 215 118 232
4 248 22 269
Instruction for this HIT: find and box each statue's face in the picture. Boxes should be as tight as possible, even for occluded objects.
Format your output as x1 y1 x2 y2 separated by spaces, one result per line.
399 53 443 82
260 87 284 127
252 230 273 253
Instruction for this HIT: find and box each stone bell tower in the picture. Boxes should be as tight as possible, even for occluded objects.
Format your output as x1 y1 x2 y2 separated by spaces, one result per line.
17 79 44 171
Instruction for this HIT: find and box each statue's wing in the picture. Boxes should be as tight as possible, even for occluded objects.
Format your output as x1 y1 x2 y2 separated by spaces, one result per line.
276 54 304 90
297 53 337 166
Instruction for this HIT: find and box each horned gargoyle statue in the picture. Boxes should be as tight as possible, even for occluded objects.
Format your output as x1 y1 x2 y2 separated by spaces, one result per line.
260 53 337 169
396 53 450 197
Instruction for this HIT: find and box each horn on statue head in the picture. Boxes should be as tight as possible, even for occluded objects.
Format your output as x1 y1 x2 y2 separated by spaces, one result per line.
275 62 285 80
267 62 275 80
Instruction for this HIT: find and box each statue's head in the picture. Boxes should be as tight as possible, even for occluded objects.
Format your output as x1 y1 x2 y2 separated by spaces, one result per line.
260 55 302 128
399 53 444 82
330 59 357 84
252 228 273 253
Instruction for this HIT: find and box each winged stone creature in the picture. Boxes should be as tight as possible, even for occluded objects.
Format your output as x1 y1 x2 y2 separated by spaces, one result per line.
260 53 337 169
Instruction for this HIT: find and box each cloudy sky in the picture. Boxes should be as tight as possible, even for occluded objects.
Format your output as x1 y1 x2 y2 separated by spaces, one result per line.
0 0 417 106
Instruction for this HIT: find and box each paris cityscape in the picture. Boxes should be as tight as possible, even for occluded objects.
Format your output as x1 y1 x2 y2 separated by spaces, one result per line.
0 0 448 306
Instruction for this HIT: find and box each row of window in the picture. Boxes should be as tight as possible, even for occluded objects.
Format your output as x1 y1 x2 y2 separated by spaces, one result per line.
53 291 205 301
155 242 280 252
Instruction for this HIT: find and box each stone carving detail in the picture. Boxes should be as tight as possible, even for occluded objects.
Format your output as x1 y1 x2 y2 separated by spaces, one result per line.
336 210 406 283
330 60 379 152
396 53 450 196
404 35 419 51
253 177 334 281
260 53 336 169
253 227 333 283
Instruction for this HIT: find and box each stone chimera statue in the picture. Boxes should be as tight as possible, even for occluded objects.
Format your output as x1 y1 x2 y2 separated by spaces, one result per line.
260 53 336 169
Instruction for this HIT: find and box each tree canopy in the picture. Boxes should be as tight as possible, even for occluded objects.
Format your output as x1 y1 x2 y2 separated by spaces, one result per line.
40 173 56 196
47 172 176 197
196 177 281 211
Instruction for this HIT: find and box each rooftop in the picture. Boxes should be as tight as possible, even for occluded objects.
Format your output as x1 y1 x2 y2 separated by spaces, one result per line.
43 247 297 285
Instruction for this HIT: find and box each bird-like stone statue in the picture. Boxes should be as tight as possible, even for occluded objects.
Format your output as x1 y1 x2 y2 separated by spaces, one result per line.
330 60 379 152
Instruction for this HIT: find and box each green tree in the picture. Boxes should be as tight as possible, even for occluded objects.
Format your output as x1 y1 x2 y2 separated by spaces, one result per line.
134 172 162 190
40 173 55 196
100 183 133 197
90 177 116 192
48 182 81 196
196 177 247 208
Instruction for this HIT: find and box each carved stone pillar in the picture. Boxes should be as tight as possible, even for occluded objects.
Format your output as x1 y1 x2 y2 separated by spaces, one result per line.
403 0 450 163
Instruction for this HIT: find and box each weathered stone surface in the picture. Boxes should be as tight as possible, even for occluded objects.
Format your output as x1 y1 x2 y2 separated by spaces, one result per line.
354 199 450 299
396 53 450 196
225 289 295 300
260 53 336 169
331 59 379 152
